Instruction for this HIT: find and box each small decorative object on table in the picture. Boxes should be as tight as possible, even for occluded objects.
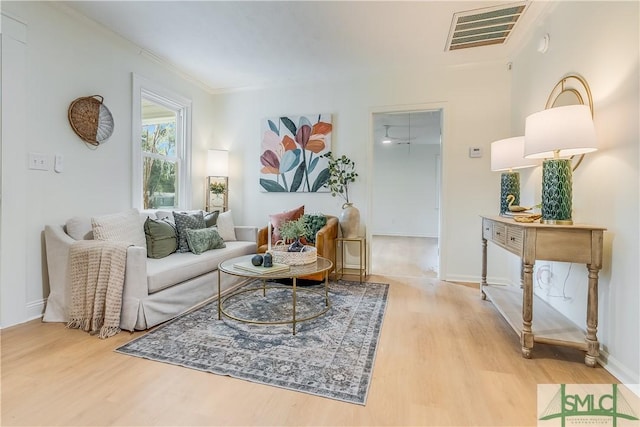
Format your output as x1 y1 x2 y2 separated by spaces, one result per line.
270 244 317 266
513 214 542 223
269 217 318 265
263 252 273 267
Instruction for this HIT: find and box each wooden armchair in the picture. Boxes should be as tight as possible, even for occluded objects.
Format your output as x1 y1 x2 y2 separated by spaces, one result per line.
257 215 338 281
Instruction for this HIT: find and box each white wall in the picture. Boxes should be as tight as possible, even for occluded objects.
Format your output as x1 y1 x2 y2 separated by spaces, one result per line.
211 63 511 282
371 142 440 237
0 2 217 327
509 1 639 383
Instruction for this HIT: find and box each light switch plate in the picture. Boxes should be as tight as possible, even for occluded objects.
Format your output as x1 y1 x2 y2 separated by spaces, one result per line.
469 147 483 158
28 152 49 170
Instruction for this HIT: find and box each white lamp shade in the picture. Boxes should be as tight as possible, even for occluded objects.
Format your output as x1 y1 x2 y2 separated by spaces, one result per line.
524 105 597 159
207 149 229 176
490 136 538 171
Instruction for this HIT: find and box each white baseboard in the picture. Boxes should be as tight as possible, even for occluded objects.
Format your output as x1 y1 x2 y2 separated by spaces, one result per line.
598 349 640 385
370 232 438 238
26 298 46 321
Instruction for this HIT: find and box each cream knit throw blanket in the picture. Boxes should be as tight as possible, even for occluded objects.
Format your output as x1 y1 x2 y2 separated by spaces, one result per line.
67 240 131 339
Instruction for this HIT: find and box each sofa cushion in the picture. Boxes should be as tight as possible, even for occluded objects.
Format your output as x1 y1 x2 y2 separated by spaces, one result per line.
91 209 146 247
204 210 220 227
215 211 237 241
173 211 206 253
269 205 304 243
186 227 226 255
66 216 93 240
146 241 257 293
144 218 178 259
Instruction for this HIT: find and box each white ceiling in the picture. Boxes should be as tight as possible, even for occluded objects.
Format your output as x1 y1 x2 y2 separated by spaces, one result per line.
60 1 549 93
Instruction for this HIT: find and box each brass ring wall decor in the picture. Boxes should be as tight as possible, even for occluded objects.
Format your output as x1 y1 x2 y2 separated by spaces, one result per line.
68 95 114 146
545 74 594 170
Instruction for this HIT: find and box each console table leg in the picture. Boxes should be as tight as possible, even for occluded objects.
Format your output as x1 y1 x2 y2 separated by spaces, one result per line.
585 264 600 367
481 238 487 300
521 262 534 358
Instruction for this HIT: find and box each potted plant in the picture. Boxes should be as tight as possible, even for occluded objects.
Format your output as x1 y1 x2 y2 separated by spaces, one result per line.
278 217 310 252
209 181 226 207
209 182 226 194
321 151 360 237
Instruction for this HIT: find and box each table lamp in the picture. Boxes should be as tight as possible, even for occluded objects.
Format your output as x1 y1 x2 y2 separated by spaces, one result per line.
491 136 538 215
524 104 597 224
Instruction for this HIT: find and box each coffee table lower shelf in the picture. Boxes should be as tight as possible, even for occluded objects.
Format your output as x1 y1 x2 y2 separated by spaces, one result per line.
217 255 333 335
219 282 330 330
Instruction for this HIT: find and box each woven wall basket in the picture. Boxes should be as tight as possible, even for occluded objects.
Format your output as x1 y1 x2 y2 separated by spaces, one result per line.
270 244 317 266
68 95 114 146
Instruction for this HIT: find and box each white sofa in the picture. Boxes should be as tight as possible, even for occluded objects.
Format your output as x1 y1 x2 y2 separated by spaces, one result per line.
43 210 257 331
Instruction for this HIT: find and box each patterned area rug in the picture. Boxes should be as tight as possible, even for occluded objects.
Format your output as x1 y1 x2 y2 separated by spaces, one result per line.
116 279 389 405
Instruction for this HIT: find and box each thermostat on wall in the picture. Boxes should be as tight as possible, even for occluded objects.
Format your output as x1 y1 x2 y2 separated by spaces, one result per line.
469 147 483 158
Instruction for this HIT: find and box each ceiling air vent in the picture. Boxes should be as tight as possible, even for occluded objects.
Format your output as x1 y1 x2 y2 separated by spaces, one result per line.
445 2 528 51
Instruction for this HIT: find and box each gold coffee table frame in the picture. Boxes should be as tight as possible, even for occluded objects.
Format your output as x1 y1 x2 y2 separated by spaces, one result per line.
217 255 333 335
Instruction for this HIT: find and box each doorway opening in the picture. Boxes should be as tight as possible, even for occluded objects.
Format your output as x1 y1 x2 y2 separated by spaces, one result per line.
370 110 442 278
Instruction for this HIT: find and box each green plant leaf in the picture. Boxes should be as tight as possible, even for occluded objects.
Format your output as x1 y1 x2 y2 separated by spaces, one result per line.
268 119 279 136
260 179 286 192
290 162 305 192
312 168 330 192
280 116 297 136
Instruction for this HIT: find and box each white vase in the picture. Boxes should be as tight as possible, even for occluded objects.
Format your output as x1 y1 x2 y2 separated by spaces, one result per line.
339 203 360 238
211 193 224 207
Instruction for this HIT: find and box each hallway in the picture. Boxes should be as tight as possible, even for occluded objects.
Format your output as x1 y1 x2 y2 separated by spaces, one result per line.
370 235 438 278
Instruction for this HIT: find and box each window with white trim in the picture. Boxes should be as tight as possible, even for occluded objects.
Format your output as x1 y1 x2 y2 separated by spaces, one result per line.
132 75 192 210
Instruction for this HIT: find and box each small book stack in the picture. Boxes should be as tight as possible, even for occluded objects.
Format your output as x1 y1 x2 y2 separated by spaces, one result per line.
233 261 290 274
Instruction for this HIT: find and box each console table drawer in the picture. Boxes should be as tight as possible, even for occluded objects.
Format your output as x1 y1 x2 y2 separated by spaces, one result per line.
482 219 492 240
506 226 523 255
492 222 506 245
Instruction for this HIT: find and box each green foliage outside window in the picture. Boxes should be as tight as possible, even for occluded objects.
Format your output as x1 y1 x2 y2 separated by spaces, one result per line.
142 122 177 209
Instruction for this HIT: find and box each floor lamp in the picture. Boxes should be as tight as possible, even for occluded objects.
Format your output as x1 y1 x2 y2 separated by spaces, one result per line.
206 149 229 212
491 136 538 215
524 105 597 225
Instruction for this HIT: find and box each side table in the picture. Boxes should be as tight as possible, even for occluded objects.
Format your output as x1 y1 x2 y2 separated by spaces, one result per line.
334 236 367 282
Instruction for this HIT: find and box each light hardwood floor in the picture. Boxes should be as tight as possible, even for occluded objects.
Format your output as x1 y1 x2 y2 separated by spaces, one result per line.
1 239 618 426
371 235 438 278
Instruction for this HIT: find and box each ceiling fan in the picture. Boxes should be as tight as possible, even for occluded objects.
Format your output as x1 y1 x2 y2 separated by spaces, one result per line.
381 124 415 144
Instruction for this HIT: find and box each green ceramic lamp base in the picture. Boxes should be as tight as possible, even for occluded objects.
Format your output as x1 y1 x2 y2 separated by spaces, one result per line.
500 172 520 215
541 158 573 225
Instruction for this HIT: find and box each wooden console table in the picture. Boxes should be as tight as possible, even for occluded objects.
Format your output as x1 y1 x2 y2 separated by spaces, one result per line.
480 215 606 367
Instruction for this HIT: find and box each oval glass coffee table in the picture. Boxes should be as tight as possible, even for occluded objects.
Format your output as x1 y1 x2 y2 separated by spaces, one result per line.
217 255 333 335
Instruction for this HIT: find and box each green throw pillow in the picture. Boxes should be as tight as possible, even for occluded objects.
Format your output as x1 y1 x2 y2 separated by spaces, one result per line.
144 218 178 259
173 211 206 252
303 214 327 244
185 227 226 255
204 210 220 228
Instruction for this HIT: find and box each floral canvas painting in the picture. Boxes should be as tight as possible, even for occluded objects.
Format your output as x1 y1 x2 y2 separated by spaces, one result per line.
260 114 332 192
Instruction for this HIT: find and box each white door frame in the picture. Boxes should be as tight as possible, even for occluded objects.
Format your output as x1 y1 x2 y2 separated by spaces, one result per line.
367 102 448 279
